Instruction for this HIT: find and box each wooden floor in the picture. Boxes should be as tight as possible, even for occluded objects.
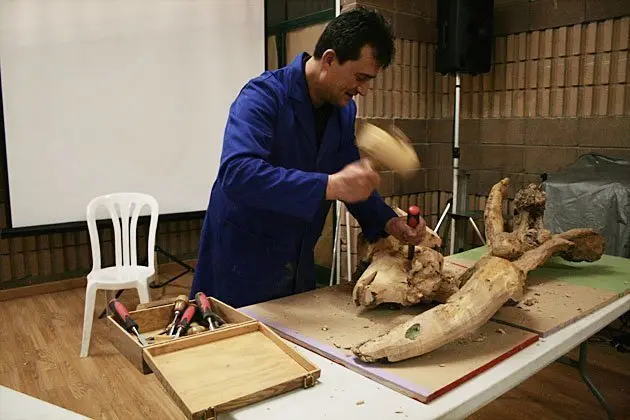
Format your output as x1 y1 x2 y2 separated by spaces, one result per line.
0 268 628 420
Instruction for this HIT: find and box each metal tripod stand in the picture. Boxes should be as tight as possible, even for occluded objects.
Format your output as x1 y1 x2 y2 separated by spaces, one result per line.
434 73 485 254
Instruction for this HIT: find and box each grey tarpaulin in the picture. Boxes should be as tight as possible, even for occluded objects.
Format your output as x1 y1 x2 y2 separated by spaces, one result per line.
542 153 630 258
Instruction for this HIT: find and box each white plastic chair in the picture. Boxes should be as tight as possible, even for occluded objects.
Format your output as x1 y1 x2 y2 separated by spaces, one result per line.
80 193 159 357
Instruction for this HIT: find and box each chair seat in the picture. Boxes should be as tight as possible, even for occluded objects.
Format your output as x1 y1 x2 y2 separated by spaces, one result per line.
87 266 154 285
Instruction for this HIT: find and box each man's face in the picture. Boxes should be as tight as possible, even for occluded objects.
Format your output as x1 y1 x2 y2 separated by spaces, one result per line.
321 45 380 107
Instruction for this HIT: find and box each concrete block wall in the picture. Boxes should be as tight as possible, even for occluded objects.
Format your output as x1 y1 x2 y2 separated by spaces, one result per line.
345 0 630 198
2 0 629 288
336 0 630 280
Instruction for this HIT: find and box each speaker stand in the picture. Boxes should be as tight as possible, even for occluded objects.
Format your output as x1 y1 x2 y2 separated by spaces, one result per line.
432 73 486 254
435 196 485 254
449 72 462 255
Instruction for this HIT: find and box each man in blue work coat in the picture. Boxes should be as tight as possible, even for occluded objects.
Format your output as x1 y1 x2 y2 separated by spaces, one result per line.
190 7 427 308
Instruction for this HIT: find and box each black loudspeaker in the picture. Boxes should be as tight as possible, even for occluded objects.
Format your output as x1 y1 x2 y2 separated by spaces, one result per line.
436 0 494 75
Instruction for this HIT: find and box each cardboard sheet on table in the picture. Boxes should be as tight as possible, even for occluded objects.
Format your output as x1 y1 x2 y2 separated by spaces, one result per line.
241 282 538 403
448 255 630 336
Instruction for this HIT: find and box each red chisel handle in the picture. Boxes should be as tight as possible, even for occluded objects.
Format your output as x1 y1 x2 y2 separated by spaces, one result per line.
173 303 197 338
407 206 421 260
407 205 420 227
178 304 197 331
195 292 212 319
108 299 138 332
196 292 227 328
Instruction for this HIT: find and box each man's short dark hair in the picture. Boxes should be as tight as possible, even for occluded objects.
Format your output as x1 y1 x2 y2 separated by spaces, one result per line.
313 7 394 69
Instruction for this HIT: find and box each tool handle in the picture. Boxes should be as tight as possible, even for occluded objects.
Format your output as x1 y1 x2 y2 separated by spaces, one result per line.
407 205 421 228
195 292 213 320
108 299 138 332
406 206 421 260
178 303 197 331
174 294 189 312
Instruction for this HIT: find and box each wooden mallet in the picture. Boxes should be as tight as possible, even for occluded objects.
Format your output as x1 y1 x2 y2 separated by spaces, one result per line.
355 122 421 177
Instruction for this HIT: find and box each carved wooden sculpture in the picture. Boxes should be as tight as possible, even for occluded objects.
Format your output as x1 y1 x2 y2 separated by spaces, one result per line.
351 178 605 363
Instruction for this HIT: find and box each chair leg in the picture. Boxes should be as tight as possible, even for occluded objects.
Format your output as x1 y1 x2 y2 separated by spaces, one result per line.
80 283 98 357
137 280 150 304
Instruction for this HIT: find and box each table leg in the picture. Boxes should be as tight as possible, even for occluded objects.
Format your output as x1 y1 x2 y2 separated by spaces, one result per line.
557 341 615 420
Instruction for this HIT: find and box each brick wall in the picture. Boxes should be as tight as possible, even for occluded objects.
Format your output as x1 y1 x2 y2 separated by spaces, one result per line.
0 217 202 289
337 0 630 279
2 0 629 288
434 17 630 197
348 0 630 198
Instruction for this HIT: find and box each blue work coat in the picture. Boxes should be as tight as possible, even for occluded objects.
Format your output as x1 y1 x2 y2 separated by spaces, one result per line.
190 53 396 308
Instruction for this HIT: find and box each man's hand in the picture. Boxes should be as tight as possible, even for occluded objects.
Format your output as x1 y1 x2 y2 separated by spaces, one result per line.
326 160 380 203
385 215 427 245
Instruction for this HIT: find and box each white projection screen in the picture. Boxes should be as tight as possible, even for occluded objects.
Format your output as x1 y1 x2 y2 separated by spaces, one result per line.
0 0 265 229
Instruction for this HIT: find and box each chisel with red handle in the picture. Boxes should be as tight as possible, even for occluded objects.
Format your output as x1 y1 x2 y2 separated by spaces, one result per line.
174 303 197 338
407 205 421 260
195 292 226 330
108 299 148 346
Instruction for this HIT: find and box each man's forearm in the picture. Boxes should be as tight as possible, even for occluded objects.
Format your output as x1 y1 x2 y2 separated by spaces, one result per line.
219 155 329 222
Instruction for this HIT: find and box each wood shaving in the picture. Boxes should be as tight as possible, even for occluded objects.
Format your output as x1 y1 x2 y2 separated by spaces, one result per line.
439 364 446 367
356 400 365 406
534 292 541 296
496 328 507 335
524 297 537 306
564 294 571 298
321 326 329 331
577 307 582 311
395 411 404 414
333 342 341 348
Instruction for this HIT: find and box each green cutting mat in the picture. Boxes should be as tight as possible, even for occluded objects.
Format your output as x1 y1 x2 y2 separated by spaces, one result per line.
450 246 630 294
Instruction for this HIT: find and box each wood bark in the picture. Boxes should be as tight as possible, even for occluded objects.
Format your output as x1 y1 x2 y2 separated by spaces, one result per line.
351 178 604 363
352 216 454 308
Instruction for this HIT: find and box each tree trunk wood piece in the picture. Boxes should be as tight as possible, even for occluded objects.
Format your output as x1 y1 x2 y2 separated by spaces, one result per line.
352 229 454 308
351 178 605 363
352 256 526 362
485 178 551 260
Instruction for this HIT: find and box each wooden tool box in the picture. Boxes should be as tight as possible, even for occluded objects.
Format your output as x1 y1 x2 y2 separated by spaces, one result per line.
107 297 320 420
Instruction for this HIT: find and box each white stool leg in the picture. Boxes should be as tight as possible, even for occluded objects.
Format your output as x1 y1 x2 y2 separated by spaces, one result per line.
137 279 150 304
80 282 98 357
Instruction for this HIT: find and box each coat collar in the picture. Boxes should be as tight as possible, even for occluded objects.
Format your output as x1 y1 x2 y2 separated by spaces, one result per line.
287 52 317 152
287 52 342 172
287 52 311 103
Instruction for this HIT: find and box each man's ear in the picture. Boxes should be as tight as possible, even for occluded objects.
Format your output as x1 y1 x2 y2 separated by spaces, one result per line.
321 49 337 69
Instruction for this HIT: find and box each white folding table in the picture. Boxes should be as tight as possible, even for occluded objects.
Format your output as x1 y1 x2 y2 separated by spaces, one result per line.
226 293 629 420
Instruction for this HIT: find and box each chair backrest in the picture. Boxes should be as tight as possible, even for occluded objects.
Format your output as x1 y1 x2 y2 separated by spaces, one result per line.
86 193 159 271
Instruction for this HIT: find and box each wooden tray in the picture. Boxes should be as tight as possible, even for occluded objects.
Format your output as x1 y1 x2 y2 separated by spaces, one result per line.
107 297 255 373
144 322 321 420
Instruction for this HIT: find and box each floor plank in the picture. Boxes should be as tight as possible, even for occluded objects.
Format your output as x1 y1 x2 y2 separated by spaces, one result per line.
0 270 628 419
